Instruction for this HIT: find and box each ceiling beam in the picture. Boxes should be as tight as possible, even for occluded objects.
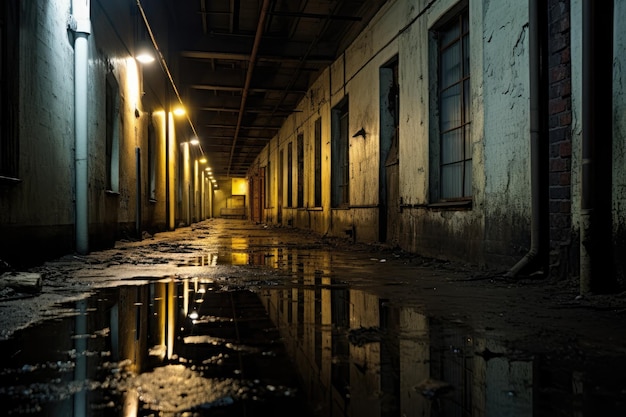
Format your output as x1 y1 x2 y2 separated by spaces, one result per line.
268 11 362 21
190 84 306 94
180 50 333 65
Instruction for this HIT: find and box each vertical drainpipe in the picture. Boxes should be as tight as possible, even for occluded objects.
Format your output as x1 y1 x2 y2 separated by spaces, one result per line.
580 0 614 294
506 0 542 277
182 142 190 225
579 0 594 294
136 147 142 238
70 0 91 255
200 170 205 220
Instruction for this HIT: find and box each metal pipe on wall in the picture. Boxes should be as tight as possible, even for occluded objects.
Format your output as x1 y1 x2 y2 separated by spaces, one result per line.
506 0 543 277
71 0 91 255
580 0 614 294
167 111 176 230
182 142 191 226
227 0 270 177
580 0 594 293
136 147 142 238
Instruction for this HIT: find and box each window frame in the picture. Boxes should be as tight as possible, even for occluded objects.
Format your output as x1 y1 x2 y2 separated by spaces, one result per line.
297 133 304 208
331 97 350 208
314 117 322 207
430 5 472 204
105 72 121 193
287 141 293 208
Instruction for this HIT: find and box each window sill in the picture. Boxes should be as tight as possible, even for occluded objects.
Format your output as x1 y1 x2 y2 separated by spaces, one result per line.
427 199 472 210
307 207 323 211
0 175 22 186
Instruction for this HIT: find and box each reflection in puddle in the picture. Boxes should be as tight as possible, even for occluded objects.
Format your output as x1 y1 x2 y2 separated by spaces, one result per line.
0 279 309 416
178 247 332 269
1 246 625 416
258 248 626 417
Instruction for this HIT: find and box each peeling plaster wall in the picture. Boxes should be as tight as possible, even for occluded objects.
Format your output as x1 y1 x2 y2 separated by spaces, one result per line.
480 0 531 264
251 0 531 268
249 0 625 273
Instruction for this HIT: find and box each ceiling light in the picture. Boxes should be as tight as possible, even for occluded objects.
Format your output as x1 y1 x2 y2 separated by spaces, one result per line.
135 40 155 64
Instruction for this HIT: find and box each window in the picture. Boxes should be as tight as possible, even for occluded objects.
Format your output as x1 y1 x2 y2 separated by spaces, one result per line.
331 98 349 207
297 133 304 208
0 1 19 180
148 120 156 200
433 8 471 201
105 73 120 192
265 161 271 208
314 118 322 207
287 142 293 207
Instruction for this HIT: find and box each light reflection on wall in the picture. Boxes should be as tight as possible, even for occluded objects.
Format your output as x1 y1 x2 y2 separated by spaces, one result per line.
123 57 142 114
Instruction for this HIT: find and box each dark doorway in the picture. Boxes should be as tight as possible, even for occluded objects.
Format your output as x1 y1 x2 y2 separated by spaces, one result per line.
379 57 400 244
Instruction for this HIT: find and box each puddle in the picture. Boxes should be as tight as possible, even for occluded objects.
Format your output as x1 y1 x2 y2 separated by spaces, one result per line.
2 246 626 415
0 281 309 416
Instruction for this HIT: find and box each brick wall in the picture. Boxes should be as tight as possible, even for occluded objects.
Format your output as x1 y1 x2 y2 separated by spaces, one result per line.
547 0 573 278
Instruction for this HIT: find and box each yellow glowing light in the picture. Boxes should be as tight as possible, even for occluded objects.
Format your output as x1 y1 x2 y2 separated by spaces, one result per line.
205 167 211 171
199 157 207 163
136 51 155 64
189 138 200 146
173 106 186 116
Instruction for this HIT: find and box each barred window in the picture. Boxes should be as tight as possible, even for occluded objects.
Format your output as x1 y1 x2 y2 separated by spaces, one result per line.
314 117 322 207
436 8 471 200
331 98 349 208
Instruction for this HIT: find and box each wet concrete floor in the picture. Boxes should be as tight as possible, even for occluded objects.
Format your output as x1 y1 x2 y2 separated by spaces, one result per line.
1 219 626 416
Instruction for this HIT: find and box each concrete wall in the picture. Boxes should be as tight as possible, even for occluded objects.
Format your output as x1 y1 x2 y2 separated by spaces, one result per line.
249 0 531 268
0 1 77 263
248 0 626 279
0 0 176 266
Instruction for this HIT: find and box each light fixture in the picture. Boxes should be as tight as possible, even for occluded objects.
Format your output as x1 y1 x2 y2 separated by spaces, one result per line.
352 127 366 139
173 106 186 116
135 39 155 64
199 157 207 163
189 138 199 146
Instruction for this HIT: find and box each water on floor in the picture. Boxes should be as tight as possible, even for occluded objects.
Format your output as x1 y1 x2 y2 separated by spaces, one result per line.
1 245 625 416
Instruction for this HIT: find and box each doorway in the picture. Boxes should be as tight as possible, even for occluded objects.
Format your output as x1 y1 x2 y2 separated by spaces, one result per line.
379 58 400 244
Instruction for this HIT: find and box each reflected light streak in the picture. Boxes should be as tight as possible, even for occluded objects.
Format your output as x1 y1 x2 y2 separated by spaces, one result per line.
121 388 139 417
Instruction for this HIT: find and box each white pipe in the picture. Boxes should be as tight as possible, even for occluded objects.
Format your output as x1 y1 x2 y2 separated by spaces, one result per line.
506 0 541 277
71 0 91 254
183 142 190 225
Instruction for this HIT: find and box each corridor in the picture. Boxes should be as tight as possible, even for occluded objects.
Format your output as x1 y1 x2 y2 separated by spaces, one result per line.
1 218 625 416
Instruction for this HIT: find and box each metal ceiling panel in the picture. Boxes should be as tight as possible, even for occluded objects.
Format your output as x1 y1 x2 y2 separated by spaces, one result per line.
164 0 387 178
